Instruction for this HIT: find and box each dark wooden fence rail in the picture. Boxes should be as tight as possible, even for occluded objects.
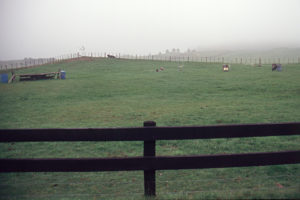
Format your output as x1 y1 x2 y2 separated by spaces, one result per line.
1 121 300 196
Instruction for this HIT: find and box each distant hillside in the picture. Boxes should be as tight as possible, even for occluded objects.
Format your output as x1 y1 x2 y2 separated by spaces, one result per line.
0 58 53 70
158 48 300 58
211 48 300 58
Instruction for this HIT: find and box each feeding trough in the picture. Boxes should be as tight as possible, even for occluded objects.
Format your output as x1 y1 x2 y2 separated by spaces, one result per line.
223 64 229 72
8 69 64 83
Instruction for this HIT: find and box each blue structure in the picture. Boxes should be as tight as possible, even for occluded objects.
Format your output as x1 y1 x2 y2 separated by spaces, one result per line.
60 71 66 79
276 64 282 71
272 64 282 71
1 74 8 83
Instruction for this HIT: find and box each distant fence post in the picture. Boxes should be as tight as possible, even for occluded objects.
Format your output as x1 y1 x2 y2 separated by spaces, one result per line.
143 121 156 196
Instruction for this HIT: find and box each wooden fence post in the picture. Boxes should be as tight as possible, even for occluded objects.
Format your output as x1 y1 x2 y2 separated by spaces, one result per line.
143 121 156 196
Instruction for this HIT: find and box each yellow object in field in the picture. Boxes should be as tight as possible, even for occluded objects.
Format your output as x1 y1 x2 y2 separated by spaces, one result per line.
223 64 229 72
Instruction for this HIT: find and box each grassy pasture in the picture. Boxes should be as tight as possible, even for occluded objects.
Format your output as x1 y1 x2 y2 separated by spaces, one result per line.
0 58 300 199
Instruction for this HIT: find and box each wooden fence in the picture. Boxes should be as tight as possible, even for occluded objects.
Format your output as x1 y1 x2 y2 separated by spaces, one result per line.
1 53 300 71
0 121 300 196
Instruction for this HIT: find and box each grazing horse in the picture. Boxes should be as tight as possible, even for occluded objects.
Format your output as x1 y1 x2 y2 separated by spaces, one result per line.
107 54 116 58
156 67 165 72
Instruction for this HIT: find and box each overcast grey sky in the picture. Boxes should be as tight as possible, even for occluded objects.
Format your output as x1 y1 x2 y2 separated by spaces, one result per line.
0 0 300 60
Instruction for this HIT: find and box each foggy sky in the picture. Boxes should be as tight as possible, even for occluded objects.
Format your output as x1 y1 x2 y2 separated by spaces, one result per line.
1 0 300 60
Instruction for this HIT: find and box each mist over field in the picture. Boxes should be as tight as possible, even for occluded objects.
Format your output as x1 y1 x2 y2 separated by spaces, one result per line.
1 0 300 60
1 1 300 199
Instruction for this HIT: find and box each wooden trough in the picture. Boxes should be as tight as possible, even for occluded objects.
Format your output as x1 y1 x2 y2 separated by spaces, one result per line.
8 70 62 83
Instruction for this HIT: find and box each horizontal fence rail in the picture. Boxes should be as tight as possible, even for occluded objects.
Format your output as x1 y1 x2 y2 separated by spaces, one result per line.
0 121 300 196
0 122 299 142
1 151 299 173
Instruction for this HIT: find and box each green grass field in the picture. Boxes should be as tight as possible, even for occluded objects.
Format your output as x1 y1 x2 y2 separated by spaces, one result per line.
0 58 300 199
